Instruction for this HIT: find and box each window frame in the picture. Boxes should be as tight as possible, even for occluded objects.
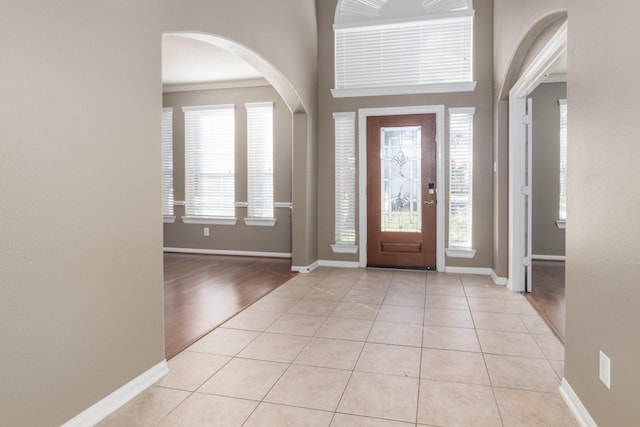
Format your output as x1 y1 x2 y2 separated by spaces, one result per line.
446 107 476 258
332 0 476 98
244 102 276 226
557 98 567 228
332 112 358 253
162 107 175 223
181 104 237 225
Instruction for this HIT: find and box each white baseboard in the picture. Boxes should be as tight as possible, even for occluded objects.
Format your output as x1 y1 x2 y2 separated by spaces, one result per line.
164 247 292 259
444 266 492 276
491 270 509 286
559 378 598 427
62 360 168 427
532 254 566 261
318 260 360 269
291 261 319 273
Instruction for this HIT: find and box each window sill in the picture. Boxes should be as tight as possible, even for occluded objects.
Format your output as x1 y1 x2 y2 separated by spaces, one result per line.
555 220 566 230
445 248 477 259
244 218 277 227
163 215 176 224
331 81 477 98
182 216 237 225
331 244 358 254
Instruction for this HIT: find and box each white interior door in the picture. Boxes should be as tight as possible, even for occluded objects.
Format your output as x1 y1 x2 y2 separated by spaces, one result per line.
508 97 533 292
525 98 533 292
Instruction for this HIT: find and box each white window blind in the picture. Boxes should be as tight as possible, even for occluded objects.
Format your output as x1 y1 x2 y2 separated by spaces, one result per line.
334 15 473 92
246 102 274 219
333 112 356 247
162 107 174 217
559 99 568 221
183 105 235 218
448 107 474 249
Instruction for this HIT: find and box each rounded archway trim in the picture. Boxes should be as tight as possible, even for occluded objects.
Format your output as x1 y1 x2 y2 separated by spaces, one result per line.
497 10 568 101
165 31 307 114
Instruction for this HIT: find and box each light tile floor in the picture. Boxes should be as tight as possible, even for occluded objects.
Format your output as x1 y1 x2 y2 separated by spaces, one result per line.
99 268 578 426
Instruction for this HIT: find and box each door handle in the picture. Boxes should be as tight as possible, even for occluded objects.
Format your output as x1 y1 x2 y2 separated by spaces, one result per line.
423 200 436 205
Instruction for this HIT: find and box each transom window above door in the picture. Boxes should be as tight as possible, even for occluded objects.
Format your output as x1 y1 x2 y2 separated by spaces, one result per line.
332 0 476 98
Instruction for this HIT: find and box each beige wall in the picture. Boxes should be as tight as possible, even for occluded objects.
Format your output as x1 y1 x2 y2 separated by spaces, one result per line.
317 0 495 268
531 82 566 256
0 2 165 425
0 1 317 425
494 0 640 423
162 86 292 254
564 0 640 424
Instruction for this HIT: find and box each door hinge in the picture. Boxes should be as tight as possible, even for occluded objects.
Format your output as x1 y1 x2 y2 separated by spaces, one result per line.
521 186 530 196
521 256 531 267
522 114 532 125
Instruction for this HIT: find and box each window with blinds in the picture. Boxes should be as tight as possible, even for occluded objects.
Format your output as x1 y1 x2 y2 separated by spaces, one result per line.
246 102 274 219
332 112 357 252
448 107 474 249
182 105 235 218
559 99 567 221
333 0 475 97
162 107 174 217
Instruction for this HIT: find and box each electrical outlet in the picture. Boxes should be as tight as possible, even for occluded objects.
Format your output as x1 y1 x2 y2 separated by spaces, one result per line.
204 227 210 237
599 351 611 389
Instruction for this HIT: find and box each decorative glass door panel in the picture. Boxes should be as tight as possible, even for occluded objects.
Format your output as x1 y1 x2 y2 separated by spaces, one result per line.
380 126 422 232
367 114 437 269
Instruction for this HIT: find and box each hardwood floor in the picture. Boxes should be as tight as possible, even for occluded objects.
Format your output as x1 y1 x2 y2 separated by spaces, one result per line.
164 253 296 359
526 260 566 341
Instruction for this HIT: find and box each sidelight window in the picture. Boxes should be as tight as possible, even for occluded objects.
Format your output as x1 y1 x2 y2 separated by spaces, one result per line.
448 107 474 251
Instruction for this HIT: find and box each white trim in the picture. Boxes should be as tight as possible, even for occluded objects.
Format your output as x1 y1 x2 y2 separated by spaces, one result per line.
243 218 277 227
532 254 566 261
164 247 292 258
245 101 274 109
332 82 477 98
358 105 446 272
556 220 566 229
163 215 176 224
334 10 475 31
291 261 319 273
559 378 598 427
542 73 568 84
508 20 568 293
274 202 293 209
162 78 270 93
448 106 476 115
181 216 237 226
333 111 356 120
444 266 492 276
319 260 360 269
173 200 186 206
491 270 509 286
331 244 359 254
61 361 168 427
236 202 292 209
445 248 477 258
510 21 568 98
181 104 235 112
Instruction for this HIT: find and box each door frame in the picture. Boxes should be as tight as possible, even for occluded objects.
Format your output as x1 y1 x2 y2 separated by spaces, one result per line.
358 105 446 271
508 21 567 291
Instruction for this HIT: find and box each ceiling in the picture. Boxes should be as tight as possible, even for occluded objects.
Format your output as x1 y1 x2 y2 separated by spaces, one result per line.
162 34 263 86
